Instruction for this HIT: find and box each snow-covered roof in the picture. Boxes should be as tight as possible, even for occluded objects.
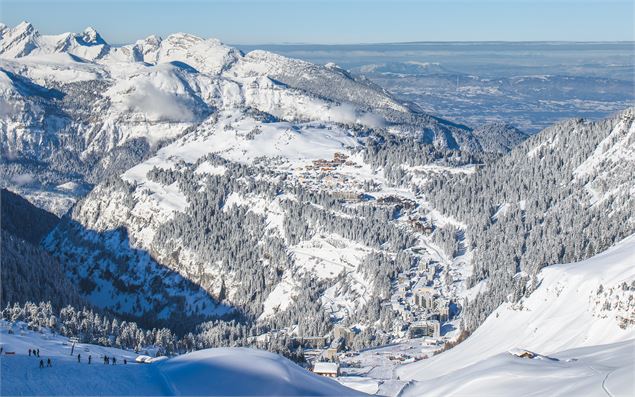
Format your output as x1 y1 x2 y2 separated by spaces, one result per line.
135 355 152 363
508 348 536 358
313 362 339 374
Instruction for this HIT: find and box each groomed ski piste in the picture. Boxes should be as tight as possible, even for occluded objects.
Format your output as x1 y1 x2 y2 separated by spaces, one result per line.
0 324 365 396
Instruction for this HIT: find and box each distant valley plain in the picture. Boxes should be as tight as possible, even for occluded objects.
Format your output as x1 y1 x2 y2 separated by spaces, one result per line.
238 42 635 133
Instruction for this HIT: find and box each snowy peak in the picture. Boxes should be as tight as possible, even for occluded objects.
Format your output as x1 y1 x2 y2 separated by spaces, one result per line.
0 21 110 60
7 21 36 38
0 21 39 58
79 26 107 46
128 34 163 62
125 32 240 75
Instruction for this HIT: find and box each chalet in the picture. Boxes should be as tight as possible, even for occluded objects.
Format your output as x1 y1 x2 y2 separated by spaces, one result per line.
313 362 340 377
293 335 329 349
333 326 354 344
409 218 434 234
509 348 536 359
312 153 349 172
323 347 338 361
377 195 401 205
135 355 153 364
333 191 362 201
333 152 349 162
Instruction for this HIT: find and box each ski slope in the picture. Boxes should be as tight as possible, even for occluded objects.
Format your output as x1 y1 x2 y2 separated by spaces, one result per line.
396 234 635 396
0 323 364 396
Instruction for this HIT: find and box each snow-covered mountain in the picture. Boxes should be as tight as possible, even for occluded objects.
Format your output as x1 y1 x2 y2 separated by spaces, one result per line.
397 234 635 396
2 21 633 395
0 21 527 336
0 22 522 215
42 111 422 329
0 22 109 60
428 108 635 331
1 188 84 309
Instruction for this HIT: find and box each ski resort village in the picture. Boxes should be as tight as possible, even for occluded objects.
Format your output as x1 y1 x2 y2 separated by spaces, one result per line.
0 8 634 397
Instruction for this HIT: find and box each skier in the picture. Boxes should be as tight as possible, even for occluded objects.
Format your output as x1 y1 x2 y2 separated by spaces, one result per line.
47 358 52 367
29 349 32 356
123 359 127 365
39 359 44 368
88 355 92 364
104 355 108 364
112 357 116 365
37 349 40 357
77 354 81 363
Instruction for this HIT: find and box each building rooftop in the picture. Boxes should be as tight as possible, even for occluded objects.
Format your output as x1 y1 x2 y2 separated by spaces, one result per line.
313 362 339 374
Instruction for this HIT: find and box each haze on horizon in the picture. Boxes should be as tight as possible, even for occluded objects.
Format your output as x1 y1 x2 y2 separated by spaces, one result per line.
2 0 633 45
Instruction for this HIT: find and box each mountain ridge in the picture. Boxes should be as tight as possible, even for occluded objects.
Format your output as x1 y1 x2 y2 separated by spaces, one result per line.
0 21 524 215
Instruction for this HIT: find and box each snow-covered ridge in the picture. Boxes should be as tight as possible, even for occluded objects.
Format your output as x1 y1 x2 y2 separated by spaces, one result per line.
1 21 513 214
1 21 501 329
0 21 109 60
573 108 635 206
397 234 635 396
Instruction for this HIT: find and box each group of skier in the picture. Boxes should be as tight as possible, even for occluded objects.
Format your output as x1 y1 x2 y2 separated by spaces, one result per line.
33 348 127 368
77 353 125 365
38 358 52 368
102 355 119 365
29 348 51 368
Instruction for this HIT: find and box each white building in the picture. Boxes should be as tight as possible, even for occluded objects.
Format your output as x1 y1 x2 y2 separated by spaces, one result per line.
409 320 441 339
313 362 340 377
437 300 451 322
412 284 436 308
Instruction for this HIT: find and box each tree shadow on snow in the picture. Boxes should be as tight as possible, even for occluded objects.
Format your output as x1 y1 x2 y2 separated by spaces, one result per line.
45 219 239 335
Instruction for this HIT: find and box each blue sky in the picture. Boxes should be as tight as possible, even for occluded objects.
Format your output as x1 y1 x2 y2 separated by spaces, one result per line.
1 0 633 44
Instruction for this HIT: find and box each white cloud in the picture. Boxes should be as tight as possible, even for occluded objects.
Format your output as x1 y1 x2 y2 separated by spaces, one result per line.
125 81 195 123
328 103 385 129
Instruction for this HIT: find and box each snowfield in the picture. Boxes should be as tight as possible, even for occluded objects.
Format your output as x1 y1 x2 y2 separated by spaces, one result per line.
397 234 635 396
160 348 364 396
0 323 364 396
401 340 634 397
